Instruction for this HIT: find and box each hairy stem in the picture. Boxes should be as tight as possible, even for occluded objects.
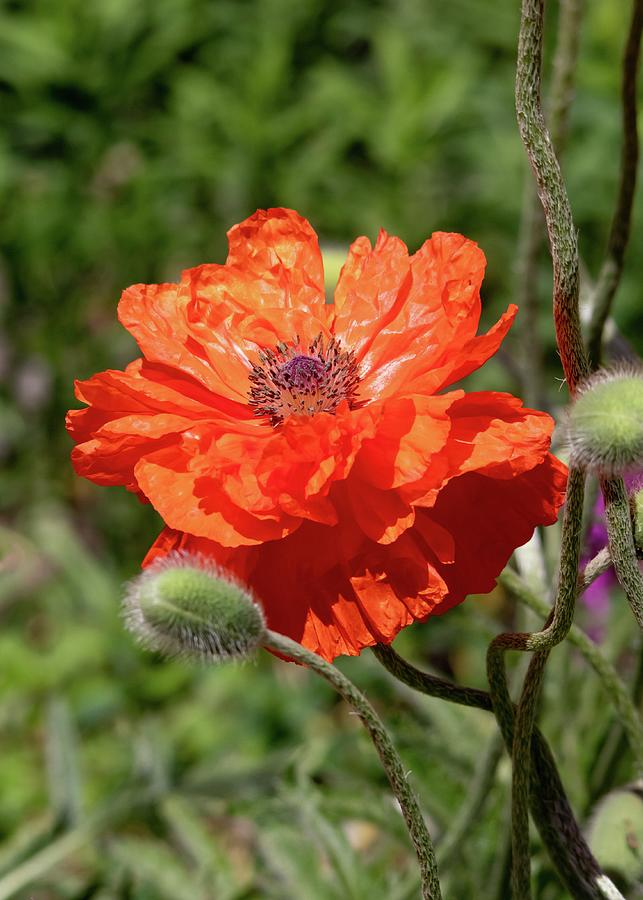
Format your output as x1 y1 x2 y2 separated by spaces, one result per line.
600 475 643 629
587 0 643 367
374 643 623 900
548 0 584 155
515 182 547 409
579 546 612 592
512 8 590 878
263 631 442 900
487 466 585 897
516 0 590 394
515 0 584 408
500 567 643 773
512 649 550 900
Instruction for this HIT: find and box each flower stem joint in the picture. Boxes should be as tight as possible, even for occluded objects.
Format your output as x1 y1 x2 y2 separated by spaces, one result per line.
567 367 643 476
123 552 266 662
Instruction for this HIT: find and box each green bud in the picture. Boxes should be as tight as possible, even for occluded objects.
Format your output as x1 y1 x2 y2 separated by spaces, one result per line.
586 785 643 888
123 552 266 662
568 368 643 475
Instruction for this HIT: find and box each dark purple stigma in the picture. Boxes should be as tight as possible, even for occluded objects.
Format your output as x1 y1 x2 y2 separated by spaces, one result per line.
277 354 326 391
248 334 361 425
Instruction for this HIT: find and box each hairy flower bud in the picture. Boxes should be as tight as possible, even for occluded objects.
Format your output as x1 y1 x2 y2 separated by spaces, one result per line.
567 368 643 475
123 552 266 662
587 785 643 889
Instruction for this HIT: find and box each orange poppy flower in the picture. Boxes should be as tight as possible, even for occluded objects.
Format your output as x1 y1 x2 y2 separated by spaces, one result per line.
67 208 567 661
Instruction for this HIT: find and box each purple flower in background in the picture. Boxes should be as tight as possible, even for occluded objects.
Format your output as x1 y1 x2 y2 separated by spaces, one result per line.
581 472 643 639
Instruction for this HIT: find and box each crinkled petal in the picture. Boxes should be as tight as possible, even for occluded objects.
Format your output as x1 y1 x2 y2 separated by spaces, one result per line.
332 230 412 360
333 231 497 401
405 304 518 396
144 452 565 662
66 360 231 489
182 262 333 365
247 402 378 524
133 403 377 546
118 256 331 410
405 391 557 508
421 454 568 604
226 207 326 313
441 391 555 478
345 479 415 544
352 391 463 490
118 280 253 405
134 438 301 547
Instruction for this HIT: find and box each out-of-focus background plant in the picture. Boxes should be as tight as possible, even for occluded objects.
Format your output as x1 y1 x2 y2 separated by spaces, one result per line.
0 1 642 897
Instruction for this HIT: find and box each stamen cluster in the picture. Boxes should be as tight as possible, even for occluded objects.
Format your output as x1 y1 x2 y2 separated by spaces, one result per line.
248 333 360 425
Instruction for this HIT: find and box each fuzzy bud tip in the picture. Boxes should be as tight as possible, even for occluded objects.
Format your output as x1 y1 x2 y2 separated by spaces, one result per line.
568 367 643 475
123 552 266 662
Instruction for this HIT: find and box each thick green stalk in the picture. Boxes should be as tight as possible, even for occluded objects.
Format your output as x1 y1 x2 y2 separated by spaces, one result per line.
263 631 442 900
374 644 623 900
601 475 643 629
487 466 585 897
514 0 591 875
499 567 643 772
515 0 584 408
516 0 590 397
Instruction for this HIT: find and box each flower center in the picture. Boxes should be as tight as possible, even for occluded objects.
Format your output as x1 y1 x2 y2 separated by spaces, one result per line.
248 333 360 426
280 355 326 390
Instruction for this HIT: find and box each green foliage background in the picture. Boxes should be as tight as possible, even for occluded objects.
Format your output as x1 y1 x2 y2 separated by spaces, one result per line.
0 0 642 897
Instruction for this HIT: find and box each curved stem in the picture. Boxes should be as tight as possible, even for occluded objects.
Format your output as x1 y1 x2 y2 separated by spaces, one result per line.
516 0 590 396
512 649 550 899
515 0 584 408
587 0 643 367
487 465 585 898
499 567 643 773
374 644 623 900
373 645 492 712
262 630 442 900
600 475 643 629
579 546 612 592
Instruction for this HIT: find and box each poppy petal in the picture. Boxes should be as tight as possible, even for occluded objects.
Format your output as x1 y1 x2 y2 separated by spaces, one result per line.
66 360 231 489
438 391 555 480
226 207 326 312
340 232 490 400
423 454 568 604
332 230 412 361
118 280 253 404
352 392 463 490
